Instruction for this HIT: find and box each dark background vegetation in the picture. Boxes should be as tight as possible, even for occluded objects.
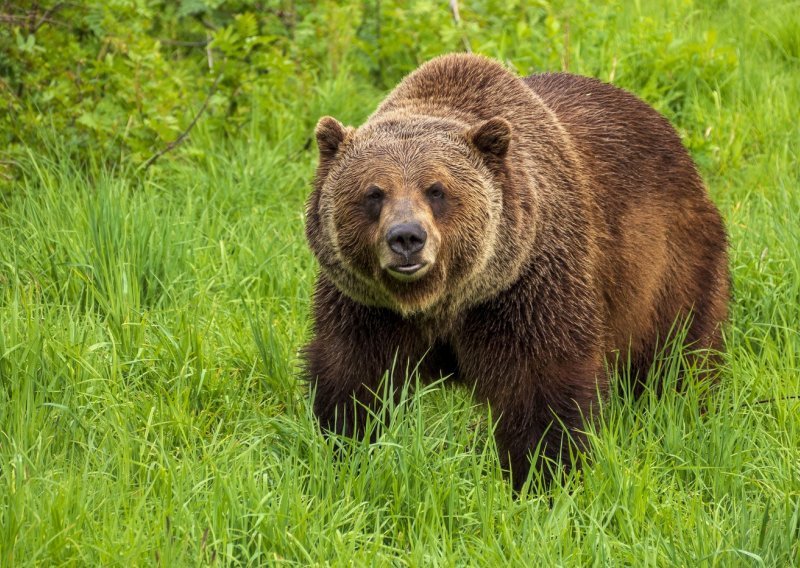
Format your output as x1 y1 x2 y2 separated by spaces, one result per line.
1 0 741 178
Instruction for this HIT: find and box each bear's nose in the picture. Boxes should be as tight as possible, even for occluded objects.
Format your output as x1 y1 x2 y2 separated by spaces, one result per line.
386 223 427 256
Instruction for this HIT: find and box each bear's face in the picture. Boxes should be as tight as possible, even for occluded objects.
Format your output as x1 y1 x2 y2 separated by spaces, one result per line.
309 115 512 316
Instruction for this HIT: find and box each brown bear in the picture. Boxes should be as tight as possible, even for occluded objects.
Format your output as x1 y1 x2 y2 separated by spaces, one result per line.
303 53 729 489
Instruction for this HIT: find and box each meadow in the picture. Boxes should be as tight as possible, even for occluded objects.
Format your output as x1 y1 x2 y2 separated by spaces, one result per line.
1 0 799 565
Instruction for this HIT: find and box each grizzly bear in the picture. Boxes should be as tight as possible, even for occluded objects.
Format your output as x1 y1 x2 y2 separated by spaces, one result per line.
303 53 729 489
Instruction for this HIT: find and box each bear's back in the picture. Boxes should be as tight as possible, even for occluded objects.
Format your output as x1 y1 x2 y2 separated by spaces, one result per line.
523 73 705 202
525 72 728 360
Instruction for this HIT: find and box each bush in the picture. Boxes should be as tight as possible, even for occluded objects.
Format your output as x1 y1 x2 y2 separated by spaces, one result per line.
0 1 737 184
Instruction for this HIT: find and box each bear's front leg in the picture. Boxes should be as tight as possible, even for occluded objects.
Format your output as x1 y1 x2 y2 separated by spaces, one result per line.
456 300 606 490
491 357 603 490
303 277 423 439
471 353 603 490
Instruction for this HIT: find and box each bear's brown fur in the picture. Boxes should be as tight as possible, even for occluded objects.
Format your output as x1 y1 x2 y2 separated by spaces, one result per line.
303 53 729 489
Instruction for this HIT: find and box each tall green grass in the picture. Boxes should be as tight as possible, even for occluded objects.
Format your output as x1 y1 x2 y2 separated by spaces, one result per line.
1 0 799 565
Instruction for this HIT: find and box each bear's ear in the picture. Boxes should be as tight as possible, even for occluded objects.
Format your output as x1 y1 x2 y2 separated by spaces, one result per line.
467 117 512 159
315 116 350 163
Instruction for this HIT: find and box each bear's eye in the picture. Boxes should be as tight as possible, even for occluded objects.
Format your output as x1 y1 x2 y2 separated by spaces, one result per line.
363 185 384 220
365 186 384 201
427 182 445 200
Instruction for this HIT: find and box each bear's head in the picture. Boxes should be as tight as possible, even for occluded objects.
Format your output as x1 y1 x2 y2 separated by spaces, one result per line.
306 114 512 316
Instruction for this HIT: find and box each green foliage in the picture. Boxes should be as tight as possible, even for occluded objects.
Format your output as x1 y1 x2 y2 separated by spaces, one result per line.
1 0 742 182
0 1 371 174
1 0 799 565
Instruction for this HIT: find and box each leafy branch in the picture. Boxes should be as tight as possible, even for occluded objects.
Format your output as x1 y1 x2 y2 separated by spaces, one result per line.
140 74 222 171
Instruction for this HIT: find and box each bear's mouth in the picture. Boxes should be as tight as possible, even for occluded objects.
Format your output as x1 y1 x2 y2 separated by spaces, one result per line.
386 262 430 281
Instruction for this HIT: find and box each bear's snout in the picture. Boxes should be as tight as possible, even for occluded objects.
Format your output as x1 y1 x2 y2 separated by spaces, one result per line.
381 220 436 281
386 222 427 258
